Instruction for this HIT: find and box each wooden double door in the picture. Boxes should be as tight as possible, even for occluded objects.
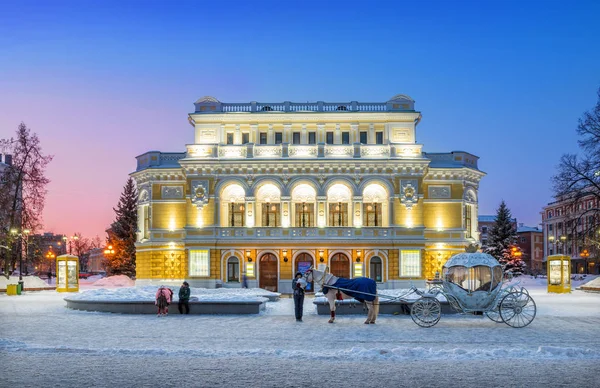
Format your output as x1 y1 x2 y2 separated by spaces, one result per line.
259 253 278 292
330 253 350 278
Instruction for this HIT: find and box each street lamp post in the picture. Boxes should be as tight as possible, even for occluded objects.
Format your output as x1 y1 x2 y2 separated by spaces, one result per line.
580 249 590 274
10 228 29 290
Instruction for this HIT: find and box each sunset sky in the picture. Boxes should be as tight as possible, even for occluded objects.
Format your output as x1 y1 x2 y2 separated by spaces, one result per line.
1 0 599 240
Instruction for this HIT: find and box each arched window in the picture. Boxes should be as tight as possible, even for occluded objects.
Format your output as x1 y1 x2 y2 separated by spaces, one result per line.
227 257 240 282
369 256 382 282
327 184 351 227
363 184 387 227
261 106 273 111
292 184 316 227
256 184 281 227
222 184 246 227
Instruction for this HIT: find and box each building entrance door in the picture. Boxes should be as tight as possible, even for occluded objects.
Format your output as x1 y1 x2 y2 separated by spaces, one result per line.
295 253 314 292
259 253 278 292
330 253 350 278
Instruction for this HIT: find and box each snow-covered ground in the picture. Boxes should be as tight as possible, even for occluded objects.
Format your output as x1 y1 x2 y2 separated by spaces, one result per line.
1 276 599 387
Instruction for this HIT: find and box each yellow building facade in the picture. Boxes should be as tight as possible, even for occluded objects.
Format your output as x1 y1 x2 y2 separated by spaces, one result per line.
132 95 485 292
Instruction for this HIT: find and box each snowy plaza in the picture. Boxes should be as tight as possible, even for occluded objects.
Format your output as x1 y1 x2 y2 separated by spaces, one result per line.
1 276 599 388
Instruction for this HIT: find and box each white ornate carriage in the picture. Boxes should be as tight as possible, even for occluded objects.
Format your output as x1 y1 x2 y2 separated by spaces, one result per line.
410 252 537 328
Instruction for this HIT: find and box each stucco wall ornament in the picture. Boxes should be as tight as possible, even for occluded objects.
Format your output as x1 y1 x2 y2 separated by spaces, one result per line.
400 180 419 210
162 186 184 199
191 180 209 210
138 188 150 204
464 188 477 203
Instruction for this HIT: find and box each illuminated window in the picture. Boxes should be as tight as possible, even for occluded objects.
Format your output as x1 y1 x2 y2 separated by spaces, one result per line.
143 205 150 239
369 256 382 282
262 203 280 227
464 205 472 238
400 250 420 277
189 249 210 276
329 203 348 227
228 202 245 227
295 203 314 227
227 257 239 282
363 202 381 227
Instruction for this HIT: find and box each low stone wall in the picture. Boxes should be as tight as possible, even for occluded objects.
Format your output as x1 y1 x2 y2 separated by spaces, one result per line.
313 300 456 315
65 298 267 314
1 286 56 293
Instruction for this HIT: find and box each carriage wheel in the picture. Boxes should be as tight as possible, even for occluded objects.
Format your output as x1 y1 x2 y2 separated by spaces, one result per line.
499 291 536 328
485 309 503 323
410 298 441 328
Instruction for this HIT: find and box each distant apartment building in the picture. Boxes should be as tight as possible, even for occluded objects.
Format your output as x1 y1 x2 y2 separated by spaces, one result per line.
87 247 105 273
541 192 599 274
477 215 518 248
516 224 543 274
28 232 66 273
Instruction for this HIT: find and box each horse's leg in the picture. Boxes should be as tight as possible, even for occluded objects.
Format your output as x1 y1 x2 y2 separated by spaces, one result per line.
365 301 373 324
370 297 379 324
327 293 336 323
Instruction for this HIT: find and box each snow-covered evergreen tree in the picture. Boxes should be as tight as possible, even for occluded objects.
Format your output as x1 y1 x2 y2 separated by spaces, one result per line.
105 178 138 276
483 200 520 275
504 245 527 276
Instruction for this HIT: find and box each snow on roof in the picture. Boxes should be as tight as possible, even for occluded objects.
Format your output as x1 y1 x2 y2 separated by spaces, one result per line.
478 215 517 223
517 226 542 233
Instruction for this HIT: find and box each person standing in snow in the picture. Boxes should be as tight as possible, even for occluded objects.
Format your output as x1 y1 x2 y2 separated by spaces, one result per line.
178 281 191 314
292 272 306 322
155 286 173 317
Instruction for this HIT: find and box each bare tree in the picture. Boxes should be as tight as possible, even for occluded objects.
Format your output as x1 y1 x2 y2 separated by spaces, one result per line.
0 123 53 278
552 88 600 257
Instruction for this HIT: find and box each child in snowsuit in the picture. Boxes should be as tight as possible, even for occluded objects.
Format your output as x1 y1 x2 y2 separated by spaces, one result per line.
155 286 173 317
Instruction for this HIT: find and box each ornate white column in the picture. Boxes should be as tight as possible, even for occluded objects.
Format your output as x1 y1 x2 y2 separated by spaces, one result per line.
267 124 274 144
234 124 241 144
353 196 363 227
284 123 292 143
317 123 325 143
250 124 258 144
350 123 359 144
245 197 255 228
301 124 307 144
335 123 341 144
368 123 375 144
281 196 291 227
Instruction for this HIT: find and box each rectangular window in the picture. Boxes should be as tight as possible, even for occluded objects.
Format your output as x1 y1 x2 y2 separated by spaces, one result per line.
259 133 267 145
328 203 348 227
359 131 368 144
189 249 210 277
292 132 301 144
242 133 250 144
275 132 283 144
363 202 382 227
400 250 421 277
464 205 472 238
143 205 150 240
262 203 280 227
308 132 316 144
520 237 526 243
341 132 350 145
326 131 334 144
548 224 553 232
481 226 488 234
376 132 384 144
295 203 314 227
226 133 234 145
228 202 245 227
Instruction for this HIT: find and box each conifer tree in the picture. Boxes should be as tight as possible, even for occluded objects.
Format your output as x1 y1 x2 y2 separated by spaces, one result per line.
104 178 138 277
484 201 522 275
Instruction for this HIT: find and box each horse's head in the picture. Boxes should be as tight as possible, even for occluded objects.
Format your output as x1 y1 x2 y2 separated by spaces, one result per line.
304 267 314 282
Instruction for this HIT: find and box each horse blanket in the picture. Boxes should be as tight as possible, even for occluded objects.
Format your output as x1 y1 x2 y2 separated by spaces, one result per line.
323 277 376 302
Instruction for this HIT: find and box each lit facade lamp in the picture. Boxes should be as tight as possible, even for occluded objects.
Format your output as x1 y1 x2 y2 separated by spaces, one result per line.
246 249 252 262
282 249 288 262
319 249 324 262
580 249 590 274
104 245 115 256
356 249 362 263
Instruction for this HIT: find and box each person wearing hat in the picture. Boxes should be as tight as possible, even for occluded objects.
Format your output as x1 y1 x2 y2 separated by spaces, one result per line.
292 272 306 322
178 281 191 314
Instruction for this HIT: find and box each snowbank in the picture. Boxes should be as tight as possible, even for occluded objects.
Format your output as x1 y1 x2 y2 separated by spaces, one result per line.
68 285 278 303
0 275 51 289
90 275 135 287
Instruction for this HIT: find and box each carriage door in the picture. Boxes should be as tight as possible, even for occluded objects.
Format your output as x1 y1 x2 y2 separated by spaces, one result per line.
295 253 314 292
330 253 350 278
259 253 278 292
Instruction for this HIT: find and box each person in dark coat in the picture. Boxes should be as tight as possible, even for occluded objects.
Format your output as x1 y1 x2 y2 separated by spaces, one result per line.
292 272 306 322
178 281 191 314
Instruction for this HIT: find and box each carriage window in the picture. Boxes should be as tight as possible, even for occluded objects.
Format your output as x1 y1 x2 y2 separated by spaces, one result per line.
400 250 420 277
227 257 240 282
262 203 280 227
295 203 314 227
491 266 503 290
328 202 348 227
189 249 210 277
369 256 382 282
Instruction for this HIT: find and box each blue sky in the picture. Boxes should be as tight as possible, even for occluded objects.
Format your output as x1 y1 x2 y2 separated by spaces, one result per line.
1 0 599 237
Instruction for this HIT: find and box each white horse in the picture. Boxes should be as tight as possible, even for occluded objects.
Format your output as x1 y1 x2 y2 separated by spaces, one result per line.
305 266 379 324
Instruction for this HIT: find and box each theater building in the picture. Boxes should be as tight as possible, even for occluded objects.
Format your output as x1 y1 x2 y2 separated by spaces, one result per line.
132 95 485 292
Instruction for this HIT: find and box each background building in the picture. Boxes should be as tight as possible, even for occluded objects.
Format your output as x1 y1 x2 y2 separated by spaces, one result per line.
477 215 517 248
132 95 485 292
542 192 599 274
516 224 543 274
87 247 105 273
